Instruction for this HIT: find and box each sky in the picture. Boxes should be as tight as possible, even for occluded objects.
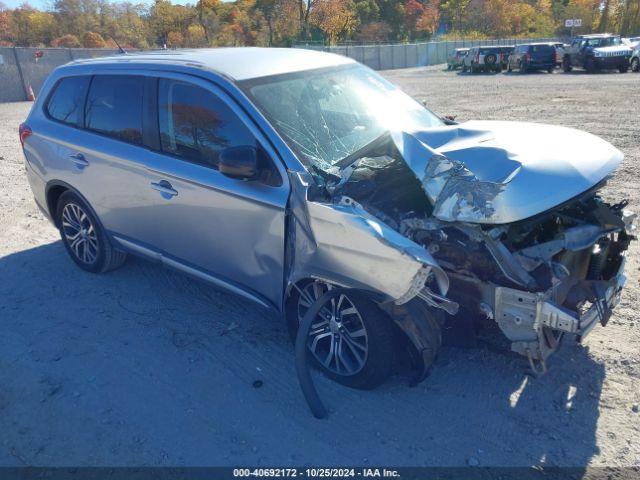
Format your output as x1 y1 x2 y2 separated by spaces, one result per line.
2 0 232 9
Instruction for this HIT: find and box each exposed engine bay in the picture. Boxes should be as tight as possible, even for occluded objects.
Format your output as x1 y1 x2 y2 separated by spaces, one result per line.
290 130 635 376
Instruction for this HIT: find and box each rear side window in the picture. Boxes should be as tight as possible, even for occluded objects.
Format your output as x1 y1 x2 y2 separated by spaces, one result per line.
158 79 256 169
85 75 144 145
46 76 90 126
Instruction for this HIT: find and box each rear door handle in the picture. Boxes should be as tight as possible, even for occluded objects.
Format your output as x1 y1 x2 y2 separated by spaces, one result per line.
69 153 89 168
150 180 178 198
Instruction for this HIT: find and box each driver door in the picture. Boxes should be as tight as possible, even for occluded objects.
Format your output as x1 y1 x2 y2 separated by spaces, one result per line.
145 74 290 309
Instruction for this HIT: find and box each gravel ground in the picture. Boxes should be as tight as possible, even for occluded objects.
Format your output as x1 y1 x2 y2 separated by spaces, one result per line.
0 66 639 468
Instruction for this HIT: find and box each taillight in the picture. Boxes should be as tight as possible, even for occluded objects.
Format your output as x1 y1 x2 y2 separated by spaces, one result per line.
19 123 31 146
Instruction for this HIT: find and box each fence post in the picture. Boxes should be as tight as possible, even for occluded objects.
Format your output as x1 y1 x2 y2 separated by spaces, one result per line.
12 47 28 101
68 48 74 61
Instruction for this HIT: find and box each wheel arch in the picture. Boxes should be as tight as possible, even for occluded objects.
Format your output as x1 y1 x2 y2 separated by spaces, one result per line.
45 180 100 230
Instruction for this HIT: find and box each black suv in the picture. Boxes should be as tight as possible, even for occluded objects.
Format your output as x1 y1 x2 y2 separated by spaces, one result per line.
508 43 556 73
562 34 632 73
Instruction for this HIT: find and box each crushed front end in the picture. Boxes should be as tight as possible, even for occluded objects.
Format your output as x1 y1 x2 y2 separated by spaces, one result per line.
486 189 634 371
310 127 635 374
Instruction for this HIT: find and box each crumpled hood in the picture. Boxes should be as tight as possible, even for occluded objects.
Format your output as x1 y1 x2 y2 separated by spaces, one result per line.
392 121 622 224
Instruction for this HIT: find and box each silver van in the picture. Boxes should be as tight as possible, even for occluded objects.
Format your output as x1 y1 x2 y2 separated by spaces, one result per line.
21 48 634 388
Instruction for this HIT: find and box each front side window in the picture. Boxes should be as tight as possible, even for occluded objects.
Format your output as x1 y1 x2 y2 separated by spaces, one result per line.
241 64 443 171
85 75 144 145
46 76 90 126
158 79 256 169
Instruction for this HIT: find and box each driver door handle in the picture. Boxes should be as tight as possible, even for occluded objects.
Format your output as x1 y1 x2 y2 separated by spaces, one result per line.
150 180 178 198
68 153 89 167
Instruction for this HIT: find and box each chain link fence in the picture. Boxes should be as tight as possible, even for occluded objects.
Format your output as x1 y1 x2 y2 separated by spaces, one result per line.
1 39 560 103
0 47 122 103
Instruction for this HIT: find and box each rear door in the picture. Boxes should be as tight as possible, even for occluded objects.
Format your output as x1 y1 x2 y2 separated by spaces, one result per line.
144 74 289 308
76 74 164 252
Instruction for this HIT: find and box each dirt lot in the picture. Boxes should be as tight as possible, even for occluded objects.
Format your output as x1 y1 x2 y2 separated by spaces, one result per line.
1 66 639 468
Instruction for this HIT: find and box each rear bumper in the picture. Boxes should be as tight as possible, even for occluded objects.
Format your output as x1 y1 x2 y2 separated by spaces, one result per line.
526 61 555 70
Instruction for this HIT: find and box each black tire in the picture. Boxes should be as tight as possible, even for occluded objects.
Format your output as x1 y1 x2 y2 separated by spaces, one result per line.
632 58 640 72
286 281 395 390
618 64 629 73
519 61 527 74
563 56 572 72
547 67 554 74
585 57 596 73
56 191 127 273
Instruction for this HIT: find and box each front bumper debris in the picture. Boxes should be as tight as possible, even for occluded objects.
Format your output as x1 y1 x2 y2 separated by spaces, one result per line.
495 256 627 360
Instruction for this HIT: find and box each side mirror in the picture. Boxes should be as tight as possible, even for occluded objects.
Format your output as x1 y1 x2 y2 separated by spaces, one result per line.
219 146 258 180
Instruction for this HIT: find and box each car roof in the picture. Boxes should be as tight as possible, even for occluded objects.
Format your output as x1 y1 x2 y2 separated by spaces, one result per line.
67 47 355 81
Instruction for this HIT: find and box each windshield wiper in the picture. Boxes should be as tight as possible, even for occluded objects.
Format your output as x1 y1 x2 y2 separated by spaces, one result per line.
334 130 392 172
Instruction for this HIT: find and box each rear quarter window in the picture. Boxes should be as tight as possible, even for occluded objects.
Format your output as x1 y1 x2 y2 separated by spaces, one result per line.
85 75 144 145
45 76 90 126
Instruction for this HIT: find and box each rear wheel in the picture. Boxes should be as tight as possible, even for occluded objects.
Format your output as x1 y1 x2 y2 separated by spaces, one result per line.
618 64 629 73
56 191 127 273
585 57 596 73
547 67 554 74
632 58 640 72
563 56 572 72
286 280 395 390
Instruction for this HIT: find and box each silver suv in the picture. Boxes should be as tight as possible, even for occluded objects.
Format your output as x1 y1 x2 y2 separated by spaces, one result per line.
21 48 634 388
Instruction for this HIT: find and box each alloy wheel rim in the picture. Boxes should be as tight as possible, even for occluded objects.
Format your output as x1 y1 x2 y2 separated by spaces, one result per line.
296 281 368 376
62 203 99 265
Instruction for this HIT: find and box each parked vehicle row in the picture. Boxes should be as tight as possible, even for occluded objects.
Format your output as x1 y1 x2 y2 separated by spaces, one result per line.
451 34 639 75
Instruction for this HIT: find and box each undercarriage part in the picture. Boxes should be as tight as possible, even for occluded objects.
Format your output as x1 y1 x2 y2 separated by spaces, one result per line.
416 288 459 315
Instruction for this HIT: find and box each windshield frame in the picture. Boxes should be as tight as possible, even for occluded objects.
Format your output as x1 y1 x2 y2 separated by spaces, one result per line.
238 64 444 172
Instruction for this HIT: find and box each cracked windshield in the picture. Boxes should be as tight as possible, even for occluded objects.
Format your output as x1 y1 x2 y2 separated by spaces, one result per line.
244 65 443 171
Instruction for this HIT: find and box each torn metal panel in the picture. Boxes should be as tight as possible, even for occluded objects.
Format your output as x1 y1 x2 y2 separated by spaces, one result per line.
286 171 448 305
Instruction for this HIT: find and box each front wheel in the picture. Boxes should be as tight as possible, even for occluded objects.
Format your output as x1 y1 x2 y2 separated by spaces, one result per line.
56 191 127 273
585 57 596 73
618 64 629 73
563 57 572 72
632 58 640 72
286 280 395 390
547 67 554 74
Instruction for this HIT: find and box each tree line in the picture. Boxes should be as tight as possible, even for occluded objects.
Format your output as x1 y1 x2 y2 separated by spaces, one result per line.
0 0 639 49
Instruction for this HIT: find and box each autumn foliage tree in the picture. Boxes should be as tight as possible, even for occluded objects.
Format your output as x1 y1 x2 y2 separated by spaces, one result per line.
51 33 81 47
83 31 106 48
1 0 640 49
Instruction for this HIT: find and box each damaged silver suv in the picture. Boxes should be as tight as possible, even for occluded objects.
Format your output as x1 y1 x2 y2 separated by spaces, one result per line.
21 48 634 389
